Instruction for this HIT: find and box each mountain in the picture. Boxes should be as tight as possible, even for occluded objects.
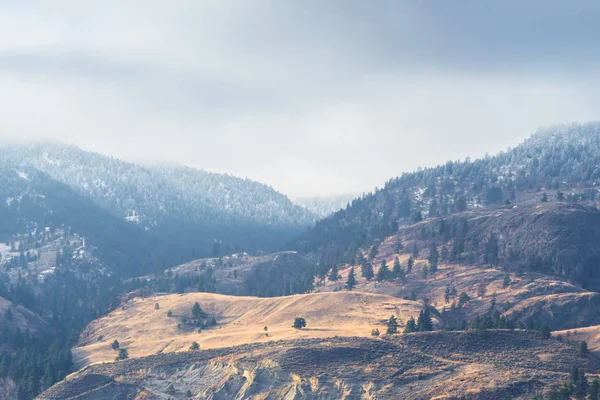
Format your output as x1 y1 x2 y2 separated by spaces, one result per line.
294 193 360 218
293 123 600 282
0 142 318 259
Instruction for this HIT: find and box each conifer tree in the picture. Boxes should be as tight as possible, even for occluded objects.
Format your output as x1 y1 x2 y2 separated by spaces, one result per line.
392 256 401 278
386 315 399 334
404 317 417 333
328 264 340 281
376 260 391 282
407 256 414 275
417 308 433 332
192 302 205 319
345 267 357 290
361 261 374 281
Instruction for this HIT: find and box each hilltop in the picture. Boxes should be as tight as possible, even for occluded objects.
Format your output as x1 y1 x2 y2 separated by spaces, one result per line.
42 331 594 399
73 291 435 367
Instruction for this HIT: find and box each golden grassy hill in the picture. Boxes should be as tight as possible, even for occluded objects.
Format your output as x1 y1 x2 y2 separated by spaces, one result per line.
74 291 434 367
554 325 600 356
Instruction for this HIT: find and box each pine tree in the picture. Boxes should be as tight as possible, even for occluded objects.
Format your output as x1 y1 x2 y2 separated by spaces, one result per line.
579 341 588 357
192 302 205 319
541 192 548 202
392 256 401 278
404 316 417 333
115 348 129 361
111 340 120 350
328 264 340 281
361 261 374 281
441 244 449 261
417 308 433 332
186 389 193 397
386 315 399 334
189 341 200 351
444 284 451 304
376 260 391 282
412 243 419 258
155 303 160 310
589 377 600 399
371 328 380 337
394 237 404 253
407 256 414 275
345 267 357 290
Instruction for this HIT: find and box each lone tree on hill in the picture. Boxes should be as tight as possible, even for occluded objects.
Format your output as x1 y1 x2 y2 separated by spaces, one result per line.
155 303 160 310
345 267 357 290
404 317 417 333
292 317 307 329
111 340 120 350
386 316 399 334
192 302 205 319
115 348 129 361
189 341 200 351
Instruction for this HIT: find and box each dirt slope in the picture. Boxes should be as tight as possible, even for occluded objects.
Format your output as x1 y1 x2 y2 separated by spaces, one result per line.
74 291 434 367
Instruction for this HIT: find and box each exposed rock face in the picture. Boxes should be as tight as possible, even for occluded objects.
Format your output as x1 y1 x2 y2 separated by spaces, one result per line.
39 331 596 400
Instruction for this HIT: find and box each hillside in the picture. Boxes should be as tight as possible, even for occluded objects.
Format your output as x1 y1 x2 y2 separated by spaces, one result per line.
73 291 436 367
129 251 316 297
41 331 594 399
293 123 600 272
0 142 317 257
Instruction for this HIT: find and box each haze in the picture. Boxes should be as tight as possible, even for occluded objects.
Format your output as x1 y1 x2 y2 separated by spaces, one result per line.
1 1 599 197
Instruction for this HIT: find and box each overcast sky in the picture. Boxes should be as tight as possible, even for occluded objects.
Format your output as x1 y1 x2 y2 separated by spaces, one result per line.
1 1 600 197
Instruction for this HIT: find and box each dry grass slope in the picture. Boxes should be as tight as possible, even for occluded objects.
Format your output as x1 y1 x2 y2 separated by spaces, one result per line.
74 291 434 367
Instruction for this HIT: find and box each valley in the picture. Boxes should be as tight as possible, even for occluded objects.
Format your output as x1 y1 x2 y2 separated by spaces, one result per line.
2 124 600 399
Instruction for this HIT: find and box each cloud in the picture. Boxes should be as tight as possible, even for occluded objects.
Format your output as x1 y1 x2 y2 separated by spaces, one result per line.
0 1 599 196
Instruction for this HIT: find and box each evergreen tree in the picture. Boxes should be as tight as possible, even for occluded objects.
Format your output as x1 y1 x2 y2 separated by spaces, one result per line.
111 340 120 350
371 328 380 337
328 264 340 281
361 261 374 281
292 317 307 329
404 317 417 333
394 237 404 253
155 303 160 310
345 267 357 290
557 191 565 201
417 308 434 332
392 256 401 278
441 244 449 261
541 192 548 202
192 302 205 319
376 260 391 282
186 389 193 398
116 348 129 361
386 315 399 334
189 341 200 351
407 256 414 275
369 242 379 260
579 340 588 357
458 292 470 308
412 243 419 258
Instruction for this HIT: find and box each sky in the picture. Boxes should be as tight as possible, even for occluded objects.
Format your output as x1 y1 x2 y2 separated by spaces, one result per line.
1 1 600 197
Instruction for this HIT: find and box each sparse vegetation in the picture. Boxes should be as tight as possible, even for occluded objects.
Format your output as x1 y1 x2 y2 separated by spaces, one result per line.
111 340 120 350
189 342 199 351
371 328 380 337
